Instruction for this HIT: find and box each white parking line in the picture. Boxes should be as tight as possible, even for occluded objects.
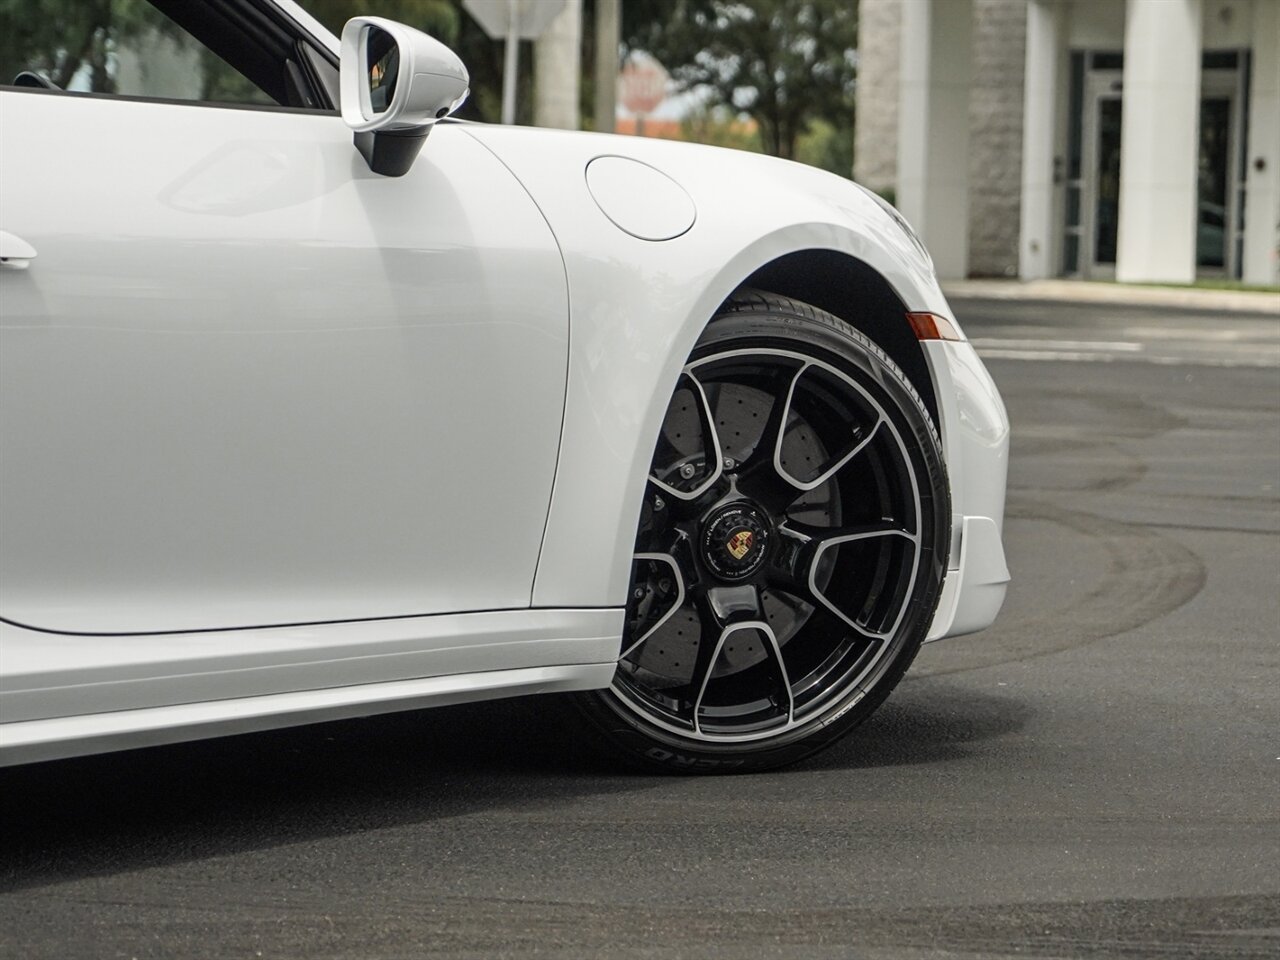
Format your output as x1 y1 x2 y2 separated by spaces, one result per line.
970 338 1143 352
974 346 1280 367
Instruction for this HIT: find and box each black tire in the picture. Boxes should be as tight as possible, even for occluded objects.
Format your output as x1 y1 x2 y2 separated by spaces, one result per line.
575 289 950 773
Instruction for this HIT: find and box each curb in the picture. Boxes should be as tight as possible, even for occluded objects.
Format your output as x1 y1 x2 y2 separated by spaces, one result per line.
942 279 1280 316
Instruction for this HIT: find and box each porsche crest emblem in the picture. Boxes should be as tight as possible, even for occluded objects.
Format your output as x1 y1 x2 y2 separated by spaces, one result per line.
726 529 755 560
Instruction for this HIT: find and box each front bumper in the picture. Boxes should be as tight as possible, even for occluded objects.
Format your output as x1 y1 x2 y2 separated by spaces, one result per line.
920 339 1011 640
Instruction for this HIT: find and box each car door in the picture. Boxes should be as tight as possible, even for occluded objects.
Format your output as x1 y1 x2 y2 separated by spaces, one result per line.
0 4 568 635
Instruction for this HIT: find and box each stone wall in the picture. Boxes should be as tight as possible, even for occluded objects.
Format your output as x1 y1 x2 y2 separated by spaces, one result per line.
853 0 901 196
967 0 1027 276
853 0 1027 277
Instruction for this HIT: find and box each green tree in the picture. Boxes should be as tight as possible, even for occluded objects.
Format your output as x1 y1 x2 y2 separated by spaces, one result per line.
681 105 764 154
796 116 853 175
623 0 857 165
0 0 157 90
3 1 286 103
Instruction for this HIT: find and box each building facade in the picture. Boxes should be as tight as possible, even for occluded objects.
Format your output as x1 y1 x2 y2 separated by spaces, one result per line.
855 0 1280 285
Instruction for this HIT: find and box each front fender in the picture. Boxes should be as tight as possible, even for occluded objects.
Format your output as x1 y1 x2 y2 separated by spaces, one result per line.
461 126 972 609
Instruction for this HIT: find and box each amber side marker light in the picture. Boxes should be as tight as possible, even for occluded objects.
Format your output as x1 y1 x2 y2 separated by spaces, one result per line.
906 312 963 342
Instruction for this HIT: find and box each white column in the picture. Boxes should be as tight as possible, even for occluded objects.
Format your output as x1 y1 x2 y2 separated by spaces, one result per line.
1019 0 1064 280
593 0 620 133
897 0 973 280
1115 0 1202 284
534 0 582 130
1243 0 1280 286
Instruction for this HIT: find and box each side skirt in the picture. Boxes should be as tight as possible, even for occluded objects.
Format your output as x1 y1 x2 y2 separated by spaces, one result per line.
0 662 617 766
0 608 623 765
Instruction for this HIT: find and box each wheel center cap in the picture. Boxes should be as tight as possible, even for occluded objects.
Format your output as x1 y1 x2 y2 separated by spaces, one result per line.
700 502 771 582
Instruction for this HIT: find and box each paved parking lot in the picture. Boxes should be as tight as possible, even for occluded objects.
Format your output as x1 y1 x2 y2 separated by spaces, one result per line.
1 296 1277 959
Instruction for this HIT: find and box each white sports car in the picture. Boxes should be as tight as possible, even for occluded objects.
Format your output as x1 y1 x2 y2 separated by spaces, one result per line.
0 0 1009 772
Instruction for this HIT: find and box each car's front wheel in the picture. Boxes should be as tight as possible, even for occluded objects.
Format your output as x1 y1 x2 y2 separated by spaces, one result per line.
577 290 950 772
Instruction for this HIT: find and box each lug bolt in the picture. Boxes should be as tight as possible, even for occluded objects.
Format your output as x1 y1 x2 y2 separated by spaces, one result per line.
633 587 646 599
723 457 736 470
653 495 665 511
679 463 697 480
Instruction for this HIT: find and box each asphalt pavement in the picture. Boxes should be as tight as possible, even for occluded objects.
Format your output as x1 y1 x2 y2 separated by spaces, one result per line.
1 295 1277 960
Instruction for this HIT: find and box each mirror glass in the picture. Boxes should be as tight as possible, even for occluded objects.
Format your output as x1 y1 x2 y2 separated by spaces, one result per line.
365 26 399 114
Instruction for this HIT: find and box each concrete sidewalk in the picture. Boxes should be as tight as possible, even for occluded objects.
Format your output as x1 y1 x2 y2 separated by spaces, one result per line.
943 278 1279 316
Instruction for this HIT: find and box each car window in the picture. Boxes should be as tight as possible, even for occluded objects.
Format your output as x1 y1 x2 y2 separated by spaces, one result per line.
0 0 331 110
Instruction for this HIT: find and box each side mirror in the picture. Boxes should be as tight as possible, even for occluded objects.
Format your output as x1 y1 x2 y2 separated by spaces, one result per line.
340 17 470 177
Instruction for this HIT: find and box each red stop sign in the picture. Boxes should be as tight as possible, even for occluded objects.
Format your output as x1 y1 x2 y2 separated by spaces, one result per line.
620 54 669 115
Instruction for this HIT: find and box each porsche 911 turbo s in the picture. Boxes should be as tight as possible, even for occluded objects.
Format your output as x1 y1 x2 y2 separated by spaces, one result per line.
0 0 1009 772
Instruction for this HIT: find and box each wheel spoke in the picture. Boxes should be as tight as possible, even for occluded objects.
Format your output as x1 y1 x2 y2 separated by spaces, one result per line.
797 524 919 640
733 363 808 511
760 622 795 725
740 362 807 470
687 591 731 733
736 366 884 511
760 532 820 607
782 519 917 544
649 369 724 501
705 583 762 622
778 416 885 492
620 553 687 660
686 586 794 733
690 615 794 735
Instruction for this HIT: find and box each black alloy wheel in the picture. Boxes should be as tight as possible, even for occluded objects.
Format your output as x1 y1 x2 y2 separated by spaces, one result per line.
577 290 950 773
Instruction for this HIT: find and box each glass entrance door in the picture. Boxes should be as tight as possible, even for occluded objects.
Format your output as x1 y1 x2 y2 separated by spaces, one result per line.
1079 69 1124 278
1093 97 1123 269
1197 97 1230 271
1198 60 1246 277
1062 51 1248 280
